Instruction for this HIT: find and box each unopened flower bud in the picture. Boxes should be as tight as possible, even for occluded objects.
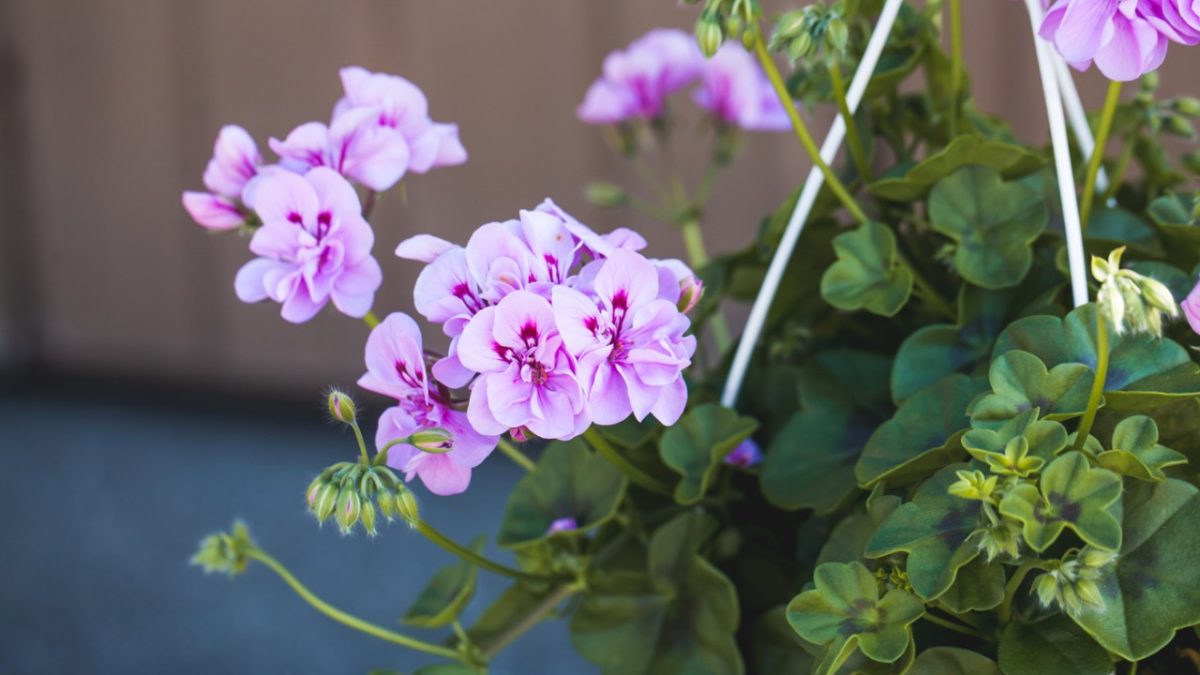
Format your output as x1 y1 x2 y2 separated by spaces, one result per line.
774 11 807 42
1140 276 1179 316
1164 115 1196 139
191 521 256 576
396 488 420 525
1175 97 1200 117
696 17 725 58
360 500 378 537
585 182 629 208
409 428 454 454
327 389 357 425
788 32 814 63
677 276 704 314
313 482 338 522
335 487 362 533
825 19 849 54
1140 71 1159 92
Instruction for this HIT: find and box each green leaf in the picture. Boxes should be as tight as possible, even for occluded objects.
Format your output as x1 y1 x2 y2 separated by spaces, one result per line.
961 408 1068 475
411 666 478 675
1087 207 1164 257
936 555 1005 613
911 647 1002 675
401 535 483 628
659 404 758 505
465 583 560 653
968 351 1093 428
786 561 923 665
997 614 1111 675
762 350 892 513
993 304 1200 409
816 488 903 567
928 166 1047 288
820 221 914 317
498 439 626 548
868 135 1046 202
751 607 813 675
865 464 983 600
998 452 1122 552
1073 478 1200 660
855 374 985 488
570 512 743 675
1094 415 1188 481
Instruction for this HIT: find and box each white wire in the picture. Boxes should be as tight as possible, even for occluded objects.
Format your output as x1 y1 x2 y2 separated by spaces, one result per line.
1025 0 1089 308
720 0 905 409
1054 55 1111 198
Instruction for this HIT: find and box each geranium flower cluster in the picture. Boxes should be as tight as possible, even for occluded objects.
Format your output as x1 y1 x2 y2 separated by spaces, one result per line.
182 67 466 323
372 199 699 494
1040 0 1200 81
577 28 788 131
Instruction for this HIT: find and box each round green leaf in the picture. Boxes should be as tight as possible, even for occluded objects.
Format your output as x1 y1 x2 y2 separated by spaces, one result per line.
937 555 1005 613
786 561 923 665
660 404 758 505
820 221 914 317
968 350 1093 428
402 535 484 628
1086 207 1164 257
856 374 985 487
868 135 1046 202
1073 478 1200 660
929 166 1047 289
1095 415 1187 481
498 439 626 547
911 647 1002 675
998 452 1122 552
998 614 1111 675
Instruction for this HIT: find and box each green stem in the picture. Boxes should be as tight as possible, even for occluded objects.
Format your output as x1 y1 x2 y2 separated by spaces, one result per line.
362 190 378 220
948 0 964 137
828 61 872 181
1081 81 1123 233
497 437 537 472
363 311 381 329
998 560 1040 625
583 428 673 496
751 29 868 224
1128 660 1138 675
1073 311 1110 451
1102 137 1135 202
479 583 581 660
923 611 983 638
414 520 562 584
350 421 371 466
678 218 733 351
245 548 466 663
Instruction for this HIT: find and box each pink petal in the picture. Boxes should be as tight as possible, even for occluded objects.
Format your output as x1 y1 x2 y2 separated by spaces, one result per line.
396 234 456 263
457 306 506 374
203 125 260 196
269 122 331 174
650 376 688 425
1055 0 1120 62
407 453 472 496
182 191 244 231
251 171 320 229
280 281 325 323
234 258 279 302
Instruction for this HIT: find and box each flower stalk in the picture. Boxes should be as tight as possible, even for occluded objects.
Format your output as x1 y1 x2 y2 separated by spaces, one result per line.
828 61 871 181
948 0 964 137
497 437 537 472
414 519 564 584
1080 81 1123 233
1072 310 1110 451
584 428 674 496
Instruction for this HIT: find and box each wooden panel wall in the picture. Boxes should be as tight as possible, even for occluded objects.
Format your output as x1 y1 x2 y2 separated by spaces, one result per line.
0 0 1194 393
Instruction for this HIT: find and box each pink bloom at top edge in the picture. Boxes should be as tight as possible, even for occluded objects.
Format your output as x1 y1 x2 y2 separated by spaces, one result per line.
577 29 704 124
693 43 790 132
1148 0 1200 44
1040 0 1170 81
552 249 696 426
1183 275 1200 335
358 312 497 496
458 290 589 441
234 167 382 323
182 125 262 230
269 107 412 193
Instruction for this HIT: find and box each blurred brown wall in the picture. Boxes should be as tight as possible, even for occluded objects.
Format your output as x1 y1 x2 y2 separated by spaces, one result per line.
0 1 1194 394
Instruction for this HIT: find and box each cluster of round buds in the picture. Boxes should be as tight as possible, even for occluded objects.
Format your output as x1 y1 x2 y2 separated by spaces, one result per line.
691 0 760 57
1092 246 1179 337
769 3 849 64
1033 548 1117 617
305 462 419 536
191 521 256 577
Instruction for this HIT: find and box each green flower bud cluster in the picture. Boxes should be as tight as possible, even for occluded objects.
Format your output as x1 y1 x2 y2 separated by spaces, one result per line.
1092 246 1179 337
1033 547 1117 617
306 462 419 536
693 0 760 57
585 181 630 209
191 521 256 577
769 4 848 64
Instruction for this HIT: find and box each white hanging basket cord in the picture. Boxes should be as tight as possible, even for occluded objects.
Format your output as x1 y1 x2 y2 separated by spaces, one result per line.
721 0 1093 409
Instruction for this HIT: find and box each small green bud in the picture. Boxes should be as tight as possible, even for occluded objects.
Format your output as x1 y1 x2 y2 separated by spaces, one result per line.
360 500 378 537
409 428 454 454
397 488 420 525
774 11 807 42
677 275 704 314
696 17 725 58
1140 70 1159 92
377 489 396 520
948 469 998 502
313 482 339 523
788 32 814 63
585 181 629 208
327 389 357 425
335 487 362 533
1174 96 1200 117
1163 114 1196 138
191 521 256 576
825 19 849 54
1140 275 1179 316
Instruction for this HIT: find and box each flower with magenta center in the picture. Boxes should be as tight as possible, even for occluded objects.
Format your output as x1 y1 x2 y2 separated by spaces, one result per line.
577 29 704 124
458 290 589 441
182 125 263 230
693 43 790 132
552 249 696 426
358 312 497 496
234 167 382 323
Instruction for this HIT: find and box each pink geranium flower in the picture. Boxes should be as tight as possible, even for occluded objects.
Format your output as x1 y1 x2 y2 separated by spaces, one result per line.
693 43 790 131
1184 276 1200 335
358 313 497 496
1040 0 1169 80
458 290 589 441
577 29 704 124
234 167 382 323
552 250 696 426
182 125 262 230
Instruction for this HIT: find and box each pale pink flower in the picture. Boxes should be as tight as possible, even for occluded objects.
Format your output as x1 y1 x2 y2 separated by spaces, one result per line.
182 125 262 230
